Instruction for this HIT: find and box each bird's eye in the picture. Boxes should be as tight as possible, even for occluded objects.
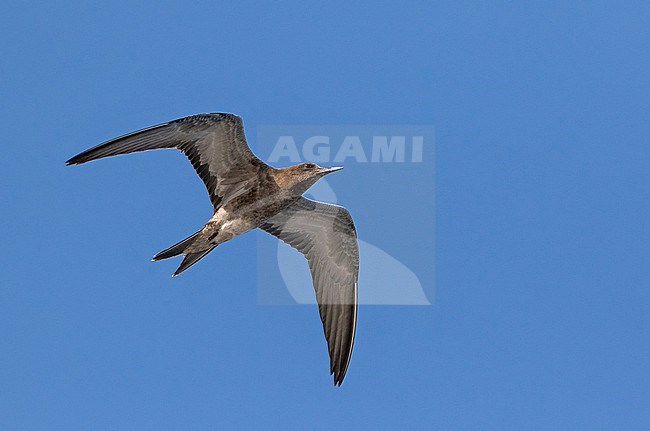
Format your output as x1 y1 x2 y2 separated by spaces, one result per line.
304 163 316 169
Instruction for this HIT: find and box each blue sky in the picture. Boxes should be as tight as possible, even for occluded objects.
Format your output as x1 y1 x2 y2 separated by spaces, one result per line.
1 1 649 429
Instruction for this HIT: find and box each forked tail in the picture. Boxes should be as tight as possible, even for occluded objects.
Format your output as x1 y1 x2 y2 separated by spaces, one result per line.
152 229 217 277
172 248 215 277
152 230 202 261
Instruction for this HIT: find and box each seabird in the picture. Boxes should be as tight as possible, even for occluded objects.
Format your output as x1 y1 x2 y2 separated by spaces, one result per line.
67 113 359 386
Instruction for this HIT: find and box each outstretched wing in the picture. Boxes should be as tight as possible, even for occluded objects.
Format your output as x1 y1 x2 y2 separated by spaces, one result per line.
260 197 359 386
66 113 269 210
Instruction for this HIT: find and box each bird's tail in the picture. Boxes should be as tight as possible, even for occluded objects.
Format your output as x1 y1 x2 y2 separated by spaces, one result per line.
152 230 202 261
152 228 219 277
172 247 215 277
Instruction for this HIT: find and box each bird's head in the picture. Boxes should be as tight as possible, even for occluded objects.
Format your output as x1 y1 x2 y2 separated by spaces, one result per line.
281 162 343 194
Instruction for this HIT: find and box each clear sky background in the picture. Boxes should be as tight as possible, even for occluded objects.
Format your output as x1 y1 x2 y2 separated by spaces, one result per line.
1 1 649 430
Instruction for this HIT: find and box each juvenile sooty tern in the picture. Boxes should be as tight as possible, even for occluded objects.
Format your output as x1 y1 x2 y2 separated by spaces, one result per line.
66 113 358 386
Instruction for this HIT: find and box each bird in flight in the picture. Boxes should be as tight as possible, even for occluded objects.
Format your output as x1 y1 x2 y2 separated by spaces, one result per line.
66 113 359 386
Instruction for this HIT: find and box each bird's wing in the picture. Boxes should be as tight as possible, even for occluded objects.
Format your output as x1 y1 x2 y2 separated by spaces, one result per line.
66 113 269 210
260 197 359 386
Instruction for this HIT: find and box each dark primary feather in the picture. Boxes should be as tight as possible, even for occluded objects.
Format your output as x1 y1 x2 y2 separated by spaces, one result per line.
261 197 359 386
66 113 269 210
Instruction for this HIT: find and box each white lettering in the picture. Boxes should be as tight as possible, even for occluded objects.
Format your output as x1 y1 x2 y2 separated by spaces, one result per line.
371 136 405 162
303 136 330 163
268 136 301 163
411 136 423 162
334 136 367 163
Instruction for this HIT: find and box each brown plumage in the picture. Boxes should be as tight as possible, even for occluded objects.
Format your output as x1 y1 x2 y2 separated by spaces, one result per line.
66 113 358 386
